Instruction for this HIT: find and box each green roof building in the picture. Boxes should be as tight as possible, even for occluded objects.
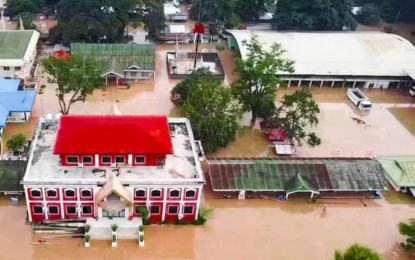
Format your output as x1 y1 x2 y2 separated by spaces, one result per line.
377 156 415 195
71 43 156 85
0 30 40 80
209 158 388 199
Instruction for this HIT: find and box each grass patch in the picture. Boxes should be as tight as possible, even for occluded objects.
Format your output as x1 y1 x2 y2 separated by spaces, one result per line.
382 190 415 205
388 108 415 136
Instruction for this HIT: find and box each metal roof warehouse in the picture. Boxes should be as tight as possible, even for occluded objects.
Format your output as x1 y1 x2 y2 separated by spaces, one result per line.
208 158 388 199
226 30 415 89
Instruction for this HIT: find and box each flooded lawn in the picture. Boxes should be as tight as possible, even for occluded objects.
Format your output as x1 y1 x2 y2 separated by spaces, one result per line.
1 191 414 260
210 127 274 158
388 108 415 136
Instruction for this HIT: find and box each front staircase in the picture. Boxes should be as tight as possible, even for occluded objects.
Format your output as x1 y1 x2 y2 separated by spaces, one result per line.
87 217 142 240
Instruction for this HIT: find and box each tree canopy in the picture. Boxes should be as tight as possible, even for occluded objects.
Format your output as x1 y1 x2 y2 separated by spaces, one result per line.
45 0 164 43
268 89 321 147
356 0 415 23
232 35 294 126
42 54 103 115
171 71 242 153
273 0 357 31
398 220 415 253
335 244 381 260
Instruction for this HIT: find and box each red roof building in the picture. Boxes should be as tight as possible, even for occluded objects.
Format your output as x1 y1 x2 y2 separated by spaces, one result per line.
23 115 205 231
54 115 173 167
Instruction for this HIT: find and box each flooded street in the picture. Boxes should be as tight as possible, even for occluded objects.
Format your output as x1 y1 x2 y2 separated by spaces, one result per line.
1 189 414 260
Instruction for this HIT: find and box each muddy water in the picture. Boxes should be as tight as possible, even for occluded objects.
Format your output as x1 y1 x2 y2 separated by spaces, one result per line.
1 191 414 260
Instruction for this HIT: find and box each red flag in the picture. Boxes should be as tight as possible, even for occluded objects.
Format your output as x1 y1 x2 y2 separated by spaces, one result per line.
193 24 205 34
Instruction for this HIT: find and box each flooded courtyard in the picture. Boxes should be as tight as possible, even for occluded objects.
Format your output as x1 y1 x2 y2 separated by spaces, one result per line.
1 188 414 260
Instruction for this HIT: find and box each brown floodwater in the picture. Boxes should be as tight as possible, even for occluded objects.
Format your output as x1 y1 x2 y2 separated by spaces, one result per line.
16 42 415 259
1 187 414 260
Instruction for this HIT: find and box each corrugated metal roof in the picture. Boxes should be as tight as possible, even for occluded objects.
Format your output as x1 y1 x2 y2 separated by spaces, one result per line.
227 30 415 77
0 161 27 192
0 91 36 111
0 30 37 59
71 43 156 75
0 77 20 92
378 156 415 187
208 159 388 191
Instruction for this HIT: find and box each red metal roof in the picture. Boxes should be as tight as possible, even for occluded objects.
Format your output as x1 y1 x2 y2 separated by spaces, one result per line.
266 128 288 141
53 115 174 155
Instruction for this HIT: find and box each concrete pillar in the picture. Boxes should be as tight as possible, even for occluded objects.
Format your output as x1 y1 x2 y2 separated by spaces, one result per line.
309 81 312 88
397 82 401 89
287 80 291 88
331 81 335 88
105 76 108 86
298 80 302 88
320 81 324 88
342 81 346 88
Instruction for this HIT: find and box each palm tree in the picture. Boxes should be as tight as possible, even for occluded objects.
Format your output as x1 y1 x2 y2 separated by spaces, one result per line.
335 243 381 260
398 219 415 253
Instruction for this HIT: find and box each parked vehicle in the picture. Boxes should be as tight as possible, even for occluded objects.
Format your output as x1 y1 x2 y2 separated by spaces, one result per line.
409 86 415 97
347 88 372 111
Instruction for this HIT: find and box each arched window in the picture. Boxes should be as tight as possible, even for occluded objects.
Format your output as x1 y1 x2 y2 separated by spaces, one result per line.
151 189 161 198
31 189 41 198
185 190 196 198
46 189 57 198
81 189 92 198
65 189 75 198
135 189 146 198
170 189 180 198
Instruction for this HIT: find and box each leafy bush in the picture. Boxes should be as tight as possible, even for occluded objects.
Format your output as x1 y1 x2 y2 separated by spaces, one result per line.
6 134 26 152
111 224 118 232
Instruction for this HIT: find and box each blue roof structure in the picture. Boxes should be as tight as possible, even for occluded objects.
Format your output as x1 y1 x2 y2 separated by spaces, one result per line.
0 77 21 93
0 78 36 128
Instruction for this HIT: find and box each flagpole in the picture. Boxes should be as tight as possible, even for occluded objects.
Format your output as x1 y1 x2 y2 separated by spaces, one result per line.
193 0 203 70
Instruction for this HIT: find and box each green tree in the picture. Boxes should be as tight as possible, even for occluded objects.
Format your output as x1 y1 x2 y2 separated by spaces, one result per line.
273 0 357 31
190 0 238 34
51 0 164 43
42 54 103 115
335 244 381 260
232 35 294 127
177 72 242 153
6 134 26 152
171 69 213 106
269 89 321 147
398 220 415 254
355 3 382 25
17 13 37 30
